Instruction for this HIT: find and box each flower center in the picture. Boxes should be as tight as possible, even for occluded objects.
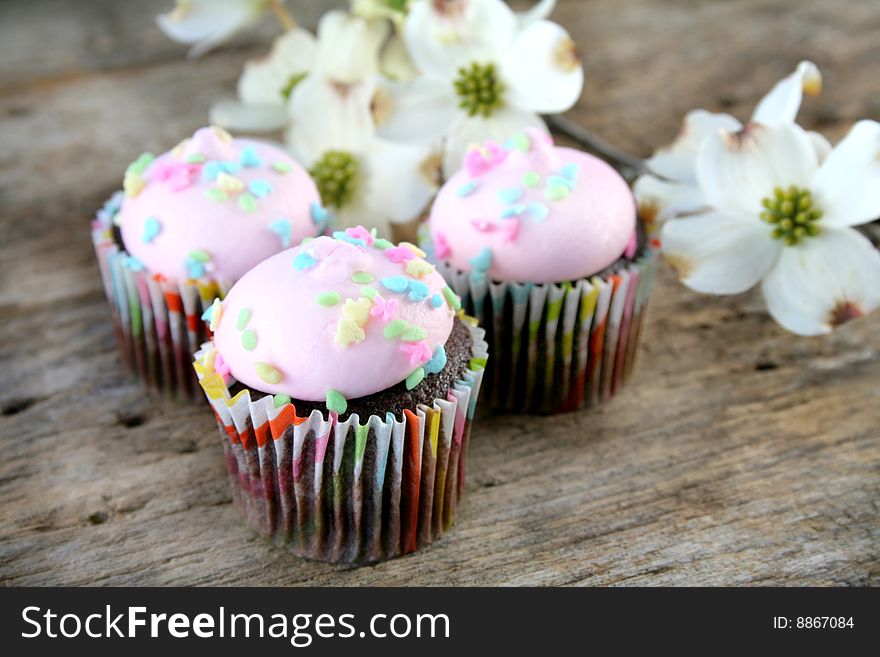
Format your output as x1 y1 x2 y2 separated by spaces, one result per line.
760 186 822 246
280 72 307 101
454 62 504 118
309 150 359 210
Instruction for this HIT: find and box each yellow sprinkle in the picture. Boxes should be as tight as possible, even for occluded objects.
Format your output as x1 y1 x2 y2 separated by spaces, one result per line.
209 298 222 332
335 317 366 347
399 242 427 258
405 259 433 278
342 297 372 327
124 172 146 198
254 362 282 385
216 172 245 193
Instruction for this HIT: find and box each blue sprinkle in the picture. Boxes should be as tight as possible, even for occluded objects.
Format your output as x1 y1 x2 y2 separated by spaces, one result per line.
559 162 580 182
526 202 549 222
239 146 262 168
220 161 242 174
249 179 273 198
424 345 447 375
200 306 212 322
201 161 221 182
269 218 292 248
501 204 527 218
310 202 328 227
469 247 492 272
408 280 430 301
430 293 443 308
546 174 575 190
380 276 409 293
125 256 145 272
185 259 205 279
293 252 317 270
498 187 523 204
456 180 478 197
333 230 365 247
141 216 161 243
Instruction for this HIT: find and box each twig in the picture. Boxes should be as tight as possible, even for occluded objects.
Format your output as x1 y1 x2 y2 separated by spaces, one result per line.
268 0 296 31
546 114 646 181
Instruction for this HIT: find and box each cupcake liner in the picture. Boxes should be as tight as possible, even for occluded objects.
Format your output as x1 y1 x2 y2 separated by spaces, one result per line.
92 192 232 400
193 321 488 563
432 249 657 413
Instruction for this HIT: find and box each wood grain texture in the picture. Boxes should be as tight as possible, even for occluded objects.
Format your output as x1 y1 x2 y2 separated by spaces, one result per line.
1 0 878 586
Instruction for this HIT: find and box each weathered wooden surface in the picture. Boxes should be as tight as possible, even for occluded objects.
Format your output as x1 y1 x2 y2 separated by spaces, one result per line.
1 0 878 586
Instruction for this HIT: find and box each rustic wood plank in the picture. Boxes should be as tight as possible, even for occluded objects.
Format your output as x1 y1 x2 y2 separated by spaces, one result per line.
1 0 878 586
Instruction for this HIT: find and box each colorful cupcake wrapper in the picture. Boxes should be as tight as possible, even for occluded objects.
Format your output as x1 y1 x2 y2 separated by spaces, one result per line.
192 321 488 563
431 250 657 413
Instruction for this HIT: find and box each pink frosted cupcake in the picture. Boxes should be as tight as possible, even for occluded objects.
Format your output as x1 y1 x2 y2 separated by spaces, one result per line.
193 227 487 562
91 126 326 399
424 129 657 413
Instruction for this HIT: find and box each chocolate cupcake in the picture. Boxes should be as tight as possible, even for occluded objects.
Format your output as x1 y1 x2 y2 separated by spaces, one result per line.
423 128 657 413
193 227 487 563
91 126 326 399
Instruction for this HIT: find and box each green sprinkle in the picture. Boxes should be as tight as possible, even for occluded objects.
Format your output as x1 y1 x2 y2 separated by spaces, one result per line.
384 319 409 338
405 368 425 390
316 291 341 307
326 389 347 414
508 131 531 152
254 362 282 384
188 250 210 263
241 329 257 351
523 172 540 187
442 287 461 311
236 308 251 331
126 152 154 176
373 238 393 251
545 184 569 201
205 188 228 202
185 153 206 164
302 237 314 244
361 286 378 299
272 161 293 174
401 326 427 342
238 193 257 213
351 271 374 284
273 394 291 408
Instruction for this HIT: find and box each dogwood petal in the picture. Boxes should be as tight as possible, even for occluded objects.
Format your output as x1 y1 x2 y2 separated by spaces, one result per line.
442 107 546 177
696 122 819 214
209 99 289 132
286 74 376 166
646 109 741 183
373 77 459 143
313 10 389 83
517 0 557 27
661 211 781 294
633 175 708 227
751 60 822 125
811 120 880 228
404 0 518 79
501 20 583 113
809 130 833 163
380 33 420 81
363 139 441 228
156 0 264 57
237 28 316 105
761 227 880 335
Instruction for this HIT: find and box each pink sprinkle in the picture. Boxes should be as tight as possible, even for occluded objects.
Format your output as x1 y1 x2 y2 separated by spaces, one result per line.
463 140 508 177
471 218 496 232
151 160 199 191
214 352 231 378
401 340 432 366
434 232 451 259
346 225 374 246
385 245 415 263
501 217 520 243
624 230 637 259
370 294 399 323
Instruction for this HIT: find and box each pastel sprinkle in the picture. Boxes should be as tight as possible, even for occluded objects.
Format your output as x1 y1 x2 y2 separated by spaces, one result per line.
373 238 393 251
126 153 154 176
236 308 251 330
469 247 492 272
248 179 272 198
205 188 228 202
527 202 549 222
124 172 146 198
201 161 221 181
268 218 292 248
405 259 433 278
456 180 478 197
272 161 293 174
407 280 430 301
216 172 245 192
381 276 409 293
545 184 570 201
316 291 341 307
241 329 257 351
293 252 317 270
185 153 205 164
501 204 526 218
335 317 365 347
424 345 447 375
400 242 427 258
200 306 212 322
326 390 347 414
208 298 222 332
333 230 366 247
430 294 443 308
370 295 399 322
522 171 541 187
141 216 161 243
385 245 415 263
401 341 432 365
547 174 575 190
498 187 523 204
405 368 425 391
238 193 258 213
189 249 210 263
383 319 409 339
254 362 282 385
351 271 374 284
240 146 262 168
342 297 372 326
401 326 427 342
507 131 531 152
126 256 145 272
559 162 580 181
361 286 378 299
273 394 291 408
442 287 462 310
308 203 327 228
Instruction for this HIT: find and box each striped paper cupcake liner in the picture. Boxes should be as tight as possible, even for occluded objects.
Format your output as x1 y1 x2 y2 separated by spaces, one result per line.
192 321 488 563
432 249 657 413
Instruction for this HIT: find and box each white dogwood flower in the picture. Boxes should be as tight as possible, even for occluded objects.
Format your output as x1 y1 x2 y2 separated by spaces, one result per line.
661 120 880 336
286 11 440 234
374 0 583 175
635 61 825 230
157 0 276 57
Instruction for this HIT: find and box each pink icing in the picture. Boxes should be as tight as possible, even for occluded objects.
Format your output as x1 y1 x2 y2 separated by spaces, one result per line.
429 130 636 283
212 234 456 401
118 127 322 285
463 140 508 177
